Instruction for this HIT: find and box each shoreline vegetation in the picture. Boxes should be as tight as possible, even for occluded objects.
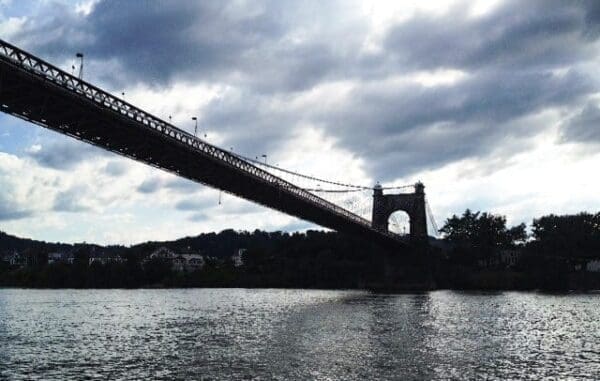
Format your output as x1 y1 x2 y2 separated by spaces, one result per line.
1 210 599 291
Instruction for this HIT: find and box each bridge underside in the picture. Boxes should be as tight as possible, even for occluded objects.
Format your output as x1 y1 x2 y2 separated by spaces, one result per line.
0 54 409 252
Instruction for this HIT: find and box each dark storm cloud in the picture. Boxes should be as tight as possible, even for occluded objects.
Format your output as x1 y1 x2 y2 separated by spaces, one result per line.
560 103 600 143
27 140 106 170
200 90 302 156
83 1 282 86
6 0 600 182
323 68 594 179
383 0 600 71
10 1 351 92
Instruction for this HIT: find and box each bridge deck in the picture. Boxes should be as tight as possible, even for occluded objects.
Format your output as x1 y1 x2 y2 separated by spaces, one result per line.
0 39 408 250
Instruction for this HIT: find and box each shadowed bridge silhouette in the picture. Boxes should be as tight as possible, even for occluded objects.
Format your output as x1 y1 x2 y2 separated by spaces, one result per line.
0 39 438 251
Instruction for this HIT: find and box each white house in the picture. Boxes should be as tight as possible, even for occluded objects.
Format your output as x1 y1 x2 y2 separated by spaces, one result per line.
146 247 204 272
47 252 68 264
231 249 246 267
6 251 25 266
499 249 520 267
586 260 600 272
478 249 522 269
88 255 125 266
172 254 205 272
148 247 176 260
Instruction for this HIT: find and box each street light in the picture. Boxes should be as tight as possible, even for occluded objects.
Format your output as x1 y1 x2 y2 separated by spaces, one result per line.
192 117 197 137
261 154 267 165
75 52 84 79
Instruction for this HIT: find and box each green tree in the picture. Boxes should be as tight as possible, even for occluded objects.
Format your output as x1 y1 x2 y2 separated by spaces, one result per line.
530 212 600 258
440 209 526 262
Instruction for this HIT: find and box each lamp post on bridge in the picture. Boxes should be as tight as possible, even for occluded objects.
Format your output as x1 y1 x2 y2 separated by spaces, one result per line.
261 154 267 165
192 117 197 137
75 52 83 79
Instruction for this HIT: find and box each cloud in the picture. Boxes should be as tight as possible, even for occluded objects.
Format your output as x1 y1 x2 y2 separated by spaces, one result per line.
0 203 32 221
1 0 600 245
189 212 208 222
136 176 202 194
136 177 162 194
103 160 128 176
559 102 600 143
383 0 600 72
164 178 199 193
321 68 594 180
52 185 93 212
0 151 52 221
200 88 304 156
26 140 105 170
8 1 600 178
175 196 213 212
6 0 362 92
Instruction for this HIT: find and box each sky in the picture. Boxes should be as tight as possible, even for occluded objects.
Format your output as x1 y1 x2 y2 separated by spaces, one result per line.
0 0 599 245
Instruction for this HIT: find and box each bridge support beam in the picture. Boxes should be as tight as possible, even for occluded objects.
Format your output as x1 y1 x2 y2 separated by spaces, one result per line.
372 182 428 242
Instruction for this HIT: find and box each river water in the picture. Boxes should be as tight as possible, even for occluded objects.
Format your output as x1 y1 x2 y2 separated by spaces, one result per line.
0 289 598 380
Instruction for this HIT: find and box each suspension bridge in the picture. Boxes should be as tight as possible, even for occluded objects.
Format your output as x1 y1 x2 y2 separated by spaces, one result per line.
0 39 438 251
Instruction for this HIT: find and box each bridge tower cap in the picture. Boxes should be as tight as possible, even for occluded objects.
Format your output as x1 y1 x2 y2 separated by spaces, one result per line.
374 182 382 190
414 181 425 193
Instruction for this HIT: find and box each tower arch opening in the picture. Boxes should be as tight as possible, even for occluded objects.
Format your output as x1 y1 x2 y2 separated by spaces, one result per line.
388 211 410 236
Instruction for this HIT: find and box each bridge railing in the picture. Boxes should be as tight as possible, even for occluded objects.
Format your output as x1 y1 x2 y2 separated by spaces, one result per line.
0 39 403 237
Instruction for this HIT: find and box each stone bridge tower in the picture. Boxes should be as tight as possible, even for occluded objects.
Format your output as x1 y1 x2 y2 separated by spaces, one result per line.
372 182 428 241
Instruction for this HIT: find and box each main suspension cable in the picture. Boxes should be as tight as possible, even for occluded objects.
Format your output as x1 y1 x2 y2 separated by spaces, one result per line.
233 151 414 191
300 188 365 193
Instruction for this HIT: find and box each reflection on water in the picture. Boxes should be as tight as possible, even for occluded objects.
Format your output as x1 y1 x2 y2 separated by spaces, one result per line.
0 289 598 380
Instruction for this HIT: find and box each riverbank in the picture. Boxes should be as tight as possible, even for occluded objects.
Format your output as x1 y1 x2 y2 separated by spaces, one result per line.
2 262 600 291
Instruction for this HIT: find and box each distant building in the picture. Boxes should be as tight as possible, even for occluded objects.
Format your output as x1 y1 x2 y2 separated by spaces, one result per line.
148 247 176 260
146 246 204 272
47 252 68 264
231 249 246 267
172 254 205 272
0 253 10 264
499 249 520 267
88 255 125 266
3 251 25 267
65 253 76 265
586 260 600 272
478 249 522 269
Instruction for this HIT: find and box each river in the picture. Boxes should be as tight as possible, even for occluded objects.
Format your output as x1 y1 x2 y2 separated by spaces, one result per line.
0 289 598 380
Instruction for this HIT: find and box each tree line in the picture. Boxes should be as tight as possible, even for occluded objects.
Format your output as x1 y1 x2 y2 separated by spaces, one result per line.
0 211 598 290
435 210 600 290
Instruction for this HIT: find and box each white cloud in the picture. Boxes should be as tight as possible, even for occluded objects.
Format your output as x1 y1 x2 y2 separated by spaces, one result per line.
0 15 25 38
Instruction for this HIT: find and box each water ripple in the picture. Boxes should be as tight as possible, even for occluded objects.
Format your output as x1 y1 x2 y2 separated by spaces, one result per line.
0 289 598 380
